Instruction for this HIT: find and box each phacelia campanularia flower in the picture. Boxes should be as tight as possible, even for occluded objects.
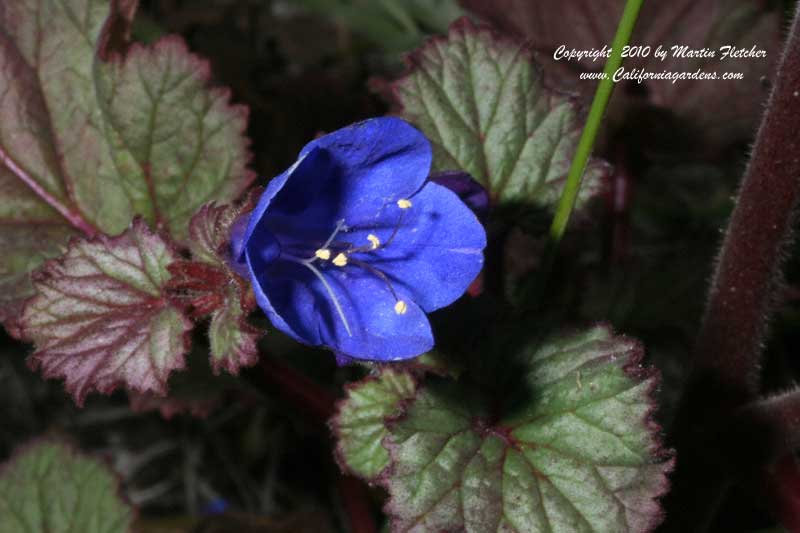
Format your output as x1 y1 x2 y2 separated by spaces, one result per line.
236 117 486 361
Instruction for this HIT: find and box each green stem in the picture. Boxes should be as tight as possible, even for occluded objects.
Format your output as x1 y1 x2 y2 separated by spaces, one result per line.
547 0 645 245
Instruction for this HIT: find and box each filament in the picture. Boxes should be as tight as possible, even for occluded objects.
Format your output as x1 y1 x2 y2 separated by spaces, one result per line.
284 254 352 337
383 210 406 248
309 219 348 262
348 257 401 302
280 203 413 333
346 210 407 254
322 219 347 249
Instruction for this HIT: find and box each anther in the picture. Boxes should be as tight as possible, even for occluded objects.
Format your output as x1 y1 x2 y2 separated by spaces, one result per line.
333 253 348 267
367 234 380 250
315 249 331 260
394 300 408 315
397 199 412 209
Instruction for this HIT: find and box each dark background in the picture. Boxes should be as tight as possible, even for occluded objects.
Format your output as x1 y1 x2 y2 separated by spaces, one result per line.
2 1 799 531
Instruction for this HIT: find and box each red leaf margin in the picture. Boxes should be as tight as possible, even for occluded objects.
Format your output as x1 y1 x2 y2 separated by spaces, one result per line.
22 218 192 406
0 437 137 530
382 16 611 207
377 326 674 533
128 390 220 420
329 369 421 483
0 1 256 336
165 198 262 376
102 35 256 240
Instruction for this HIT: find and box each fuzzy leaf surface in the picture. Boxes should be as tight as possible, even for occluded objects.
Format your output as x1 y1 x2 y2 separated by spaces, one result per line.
23 219 192 405
392 18 606 206
333 369 418 480
207 282 260 373
0 223 74 337
183 202 259 374
0 440 133 533
0 0 253 325
379 326 672 532
187 202 241 266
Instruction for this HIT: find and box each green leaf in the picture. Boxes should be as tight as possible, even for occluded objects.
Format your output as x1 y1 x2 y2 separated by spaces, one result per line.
208 282 260 374
345 326 673 532
0 223 74 338
182 202 260 374
0 440 133 533
94 37 254 239
333 369 418 480
22 219 192 406
392 17 607 206
187 201 242 266
0 1 253 327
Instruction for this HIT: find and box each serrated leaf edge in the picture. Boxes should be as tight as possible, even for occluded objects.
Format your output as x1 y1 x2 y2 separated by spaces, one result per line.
100 36 256 236
177 198 262 375
387 16 611 207
23 217 192 406
330 369 420 483
0 437 136 532
377 324 674 533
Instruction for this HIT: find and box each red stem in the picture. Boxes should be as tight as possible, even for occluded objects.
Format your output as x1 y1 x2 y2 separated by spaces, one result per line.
664 5 800 530
259 357 378 533
693 7 800 406
762 455 800 533
259 357 337 423
337 474 378 533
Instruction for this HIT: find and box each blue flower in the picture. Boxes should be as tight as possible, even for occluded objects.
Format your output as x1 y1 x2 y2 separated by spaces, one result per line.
236 117 486 361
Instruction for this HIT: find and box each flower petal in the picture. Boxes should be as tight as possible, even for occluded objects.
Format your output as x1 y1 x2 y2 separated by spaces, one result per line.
297 117 433 223
239 147 335 261
321 272 434 361
245 253 322 345
249 254 433 360
347 181 486 312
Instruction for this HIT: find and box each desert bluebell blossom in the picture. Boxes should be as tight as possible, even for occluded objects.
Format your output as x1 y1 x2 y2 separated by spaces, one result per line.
235 117 486 361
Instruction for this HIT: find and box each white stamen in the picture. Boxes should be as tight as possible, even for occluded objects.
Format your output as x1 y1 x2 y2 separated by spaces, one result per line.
394 300 408 315
323 219 347 248
367 234 380 250
308 219 348 262
397 199 412 209
333 253 348 267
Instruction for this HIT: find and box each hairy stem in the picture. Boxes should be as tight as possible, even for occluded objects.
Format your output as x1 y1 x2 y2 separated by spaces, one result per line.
694 41 800 401
664 5 800 530
733 389 800 462
695 389 800 470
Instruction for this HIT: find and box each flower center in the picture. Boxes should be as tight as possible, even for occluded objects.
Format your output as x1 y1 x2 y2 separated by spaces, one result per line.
282 200 414 337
